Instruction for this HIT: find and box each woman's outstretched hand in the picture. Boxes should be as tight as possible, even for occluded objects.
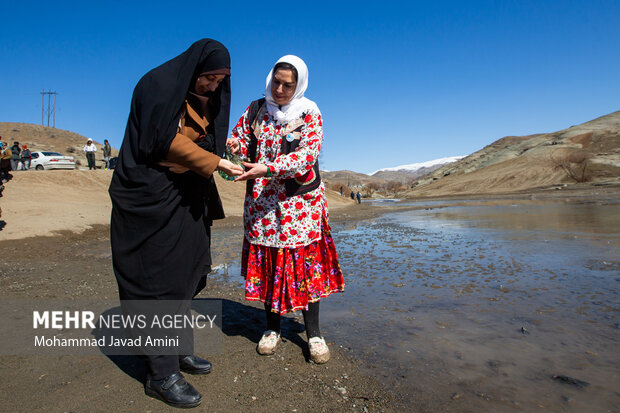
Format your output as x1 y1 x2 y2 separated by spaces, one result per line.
217 159 244 177
226 138 240 154
234 162 268 182
158 161 190 174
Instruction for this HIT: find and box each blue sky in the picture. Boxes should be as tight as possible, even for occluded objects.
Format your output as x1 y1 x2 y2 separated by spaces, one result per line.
1 0 618 174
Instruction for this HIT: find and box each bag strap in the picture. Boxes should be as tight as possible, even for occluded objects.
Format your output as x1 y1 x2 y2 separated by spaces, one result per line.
246 98 266 194
247 98 266 163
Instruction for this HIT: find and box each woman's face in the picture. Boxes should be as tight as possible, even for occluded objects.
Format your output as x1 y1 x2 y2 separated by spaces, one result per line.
271 69 297 106
194 74 226 95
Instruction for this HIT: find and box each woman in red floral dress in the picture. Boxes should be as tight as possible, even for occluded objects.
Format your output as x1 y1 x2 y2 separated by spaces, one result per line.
228 55 344 363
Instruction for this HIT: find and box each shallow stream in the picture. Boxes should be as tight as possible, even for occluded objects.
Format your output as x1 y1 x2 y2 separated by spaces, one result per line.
212 198 620 412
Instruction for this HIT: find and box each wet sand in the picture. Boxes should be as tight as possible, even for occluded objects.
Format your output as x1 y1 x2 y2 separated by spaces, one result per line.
0 223 403 412
1 188 619 412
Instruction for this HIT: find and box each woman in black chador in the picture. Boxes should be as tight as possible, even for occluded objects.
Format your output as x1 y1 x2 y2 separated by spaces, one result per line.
109 39 242 408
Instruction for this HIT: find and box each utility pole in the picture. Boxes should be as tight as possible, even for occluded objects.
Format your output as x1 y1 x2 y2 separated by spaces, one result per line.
40 90 57 127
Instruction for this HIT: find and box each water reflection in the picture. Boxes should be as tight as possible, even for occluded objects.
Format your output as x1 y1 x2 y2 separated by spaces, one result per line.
419 203 620 236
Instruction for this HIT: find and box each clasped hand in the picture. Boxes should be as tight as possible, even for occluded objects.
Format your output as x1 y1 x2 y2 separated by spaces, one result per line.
234 162 268 182
226 138 240 155
225 138 269 181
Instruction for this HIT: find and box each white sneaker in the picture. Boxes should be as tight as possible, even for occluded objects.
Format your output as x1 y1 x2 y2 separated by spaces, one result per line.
257 330 281 355
308 336 330 364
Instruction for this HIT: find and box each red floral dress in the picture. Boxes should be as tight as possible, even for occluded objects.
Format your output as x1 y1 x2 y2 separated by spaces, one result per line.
231 105 345 314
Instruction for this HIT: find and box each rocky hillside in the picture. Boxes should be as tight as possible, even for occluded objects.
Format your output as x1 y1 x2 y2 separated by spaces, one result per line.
405 111 620 197
0 122 118 168
321 169 386 188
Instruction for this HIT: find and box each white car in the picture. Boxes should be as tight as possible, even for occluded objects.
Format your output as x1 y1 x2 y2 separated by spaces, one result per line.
30 151 76 170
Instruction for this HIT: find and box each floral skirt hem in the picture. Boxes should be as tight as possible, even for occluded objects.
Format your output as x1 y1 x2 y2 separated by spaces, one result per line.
245 289 345 315
241 217 344 314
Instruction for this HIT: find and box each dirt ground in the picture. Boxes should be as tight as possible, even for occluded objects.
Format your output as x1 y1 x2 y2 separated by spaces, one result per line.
0 221 406 412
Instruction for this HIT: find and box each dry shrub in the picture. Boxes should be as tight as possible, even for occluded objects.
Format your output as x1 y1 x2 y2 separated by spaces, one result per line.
385 181 403 192
326 181 344 193
366 182 381 192
363 182 382 197
66 146 77 153
551 150 591 183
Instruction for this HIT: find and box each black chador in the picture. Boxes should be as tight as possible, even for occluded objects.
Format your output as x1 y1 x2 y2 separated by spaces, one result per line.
109 39 230 391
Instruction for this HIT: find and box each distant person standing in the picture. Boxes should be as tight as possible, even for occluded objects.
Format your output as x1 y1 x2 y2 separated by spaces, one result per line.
0 143 11 181
102 139 112 170
356 191 361 204
10 142 21 171
350 190 355 200
20 145 31 170
340 186 344 197
83 139 97 170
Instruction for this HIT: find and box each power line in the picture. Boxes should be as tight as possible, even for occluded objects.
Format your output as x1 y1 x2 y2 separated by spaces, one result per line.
40 90 57 127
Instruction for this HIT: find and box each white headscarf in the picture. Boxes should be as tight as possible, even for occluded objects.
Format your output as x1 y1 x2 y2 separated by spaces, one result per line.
265 55 320 124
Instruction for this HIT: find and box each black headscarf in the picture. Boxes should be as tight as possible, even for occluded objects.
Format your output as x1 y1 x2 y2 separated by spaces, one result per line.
123 38 231 165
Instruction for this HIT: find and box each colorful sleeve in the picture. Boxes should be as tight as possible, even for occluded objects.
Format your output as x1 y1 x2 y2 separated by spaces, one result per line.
266 112 323 179
230 104 252 162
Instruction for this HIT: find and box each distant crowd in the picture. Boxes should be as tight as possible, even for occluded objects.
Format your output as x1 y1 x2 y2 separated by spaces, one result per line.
1 137 31 223
0 136 113 180
0 139 31 181
0 136 112 225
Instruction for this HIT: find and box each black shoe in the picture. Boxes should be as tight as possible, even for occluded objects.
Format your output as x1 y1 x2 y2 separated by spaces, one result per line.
145 372 202 408
179 355 212 375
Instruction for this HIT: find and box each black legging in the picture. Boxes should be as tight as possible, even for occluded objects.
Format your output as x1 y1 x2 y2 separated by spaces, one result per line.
86 152 96 169
265 301 321 339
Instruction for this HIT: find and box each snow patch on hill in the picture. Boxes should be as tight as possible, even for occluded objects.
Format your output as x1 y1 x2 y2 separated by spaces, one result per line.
371 156 465 175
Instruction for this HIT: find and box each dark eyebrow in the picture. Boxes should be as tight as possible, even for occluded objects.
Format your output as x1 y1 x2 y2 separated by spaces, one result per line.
274 77 296 86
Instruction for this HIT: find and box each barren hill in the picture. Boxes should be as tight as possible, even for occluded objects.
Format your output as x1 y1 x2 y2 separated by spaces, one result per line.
321 170 386 188
405 110 620 197
372 164 449 184
0 122 118 168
